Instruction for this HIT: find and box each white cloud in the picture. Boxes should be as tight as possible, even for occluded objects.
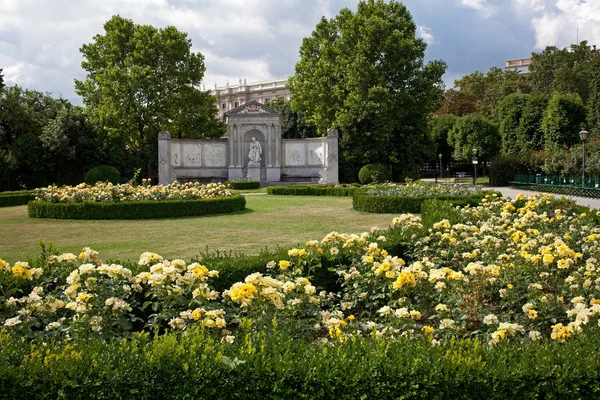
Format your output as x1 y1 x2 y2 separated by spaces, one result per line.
460 0 495 18
417 25 436 45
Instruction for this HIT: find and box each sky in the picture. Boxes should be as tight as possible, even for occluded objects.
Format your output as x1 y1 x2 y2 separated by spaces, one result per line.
1 0 599 104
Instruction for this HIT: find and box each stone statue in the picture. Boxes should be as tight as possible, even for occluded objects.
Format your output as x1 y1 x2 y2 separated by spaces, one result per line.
239 78 242 86
248 137 262 165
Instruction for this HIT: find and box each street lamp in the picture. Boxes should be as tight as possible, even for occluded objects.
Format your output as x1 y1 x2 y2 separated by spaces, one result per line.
472 148 478 186
438 153 443 180
580 128 589 188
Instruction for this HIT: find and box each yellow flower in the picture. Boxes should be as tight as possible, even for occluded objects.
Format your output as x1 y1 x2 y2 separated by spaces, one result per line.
347 315 355 321
191 309 202 321
392 271 416 290
298 249 307 256
542 254 554 265
279 260 291 270
422 325 435 334
528 310 538 320
229 283 257 303
507 283 513 289
12 263 32 279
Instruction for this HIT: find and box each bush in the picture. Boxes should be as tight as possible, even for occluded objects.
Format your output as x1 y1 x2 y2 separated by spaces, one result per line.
267 185 357 197
27 195 246 220
84 165 121 185
353 193 490 213
228 181 260 190
489 155 538 186
420 199 463 228
358 164 392 184
0 190 35 208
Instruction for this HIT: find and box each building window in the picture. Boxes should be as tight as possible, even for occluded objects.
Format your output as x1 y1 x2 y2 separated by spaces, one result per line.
234 102 238 107
222 103 225 109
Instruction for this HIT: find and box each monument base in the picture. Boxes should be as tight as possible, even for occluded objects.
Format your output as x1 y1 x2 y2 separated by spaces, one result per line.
228 167 243 181
266 167 281 182
247 165 261 181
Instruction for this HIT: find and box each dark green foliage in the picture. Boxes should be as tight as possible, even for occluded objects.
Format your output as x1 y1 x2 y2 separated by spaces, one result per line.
497 93 529 155
227 181 260 190
489 155 539 186
0 190 35 207
517 95 549 152
3 328 600 399
420 199 463 227
267 185 358 197
84 165 121 185
448 114 501 163
352 192 493 213
588 56 600 137
542 92 587 149
265 98 319 139
428 115 458 161
27 196 246 220
358 164 392 184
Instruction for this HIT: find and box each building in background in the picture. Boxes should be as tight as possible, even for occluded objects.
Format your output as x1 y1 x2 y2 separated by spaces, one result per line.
213 78 290 119
505 57 533 74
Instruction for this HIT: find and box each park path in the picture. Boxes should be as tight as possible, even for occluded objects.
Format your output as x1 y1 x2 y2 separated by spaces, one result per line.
421 179 600 210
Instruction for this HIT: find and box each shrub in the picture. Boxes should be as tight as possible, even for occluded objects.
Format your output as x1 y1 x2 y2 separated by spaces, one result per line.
358 164 392 184
27 195 246 220
489 155 538 186
228 181 260 190
420 199 463 228
84 165 121 185
353 193 488 213
267 185 357 197
0 190 35 208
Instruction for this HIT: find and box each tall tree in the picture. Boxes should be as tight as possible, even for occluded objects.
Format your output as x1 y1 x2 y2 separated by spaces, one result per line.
517 94 548 152
497 93 529 155
75 15 224 174
529 41 598 103
588 56 600 137
434 89 477 117
453 67 529 119
289 0 446 179
428 115 457 162
448 114 500 164
541 92 587 150
0 68 4 92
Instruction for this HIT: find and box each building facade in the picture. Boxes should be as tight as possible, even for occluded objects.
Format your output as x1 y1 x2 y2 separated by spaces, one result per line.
505 57 533 74
212 78 291 119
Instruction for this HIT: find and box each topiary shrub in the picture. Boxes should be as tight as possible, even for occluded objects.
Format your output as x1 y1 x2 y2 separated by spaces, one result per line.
358 164 392 184
84 165 121 185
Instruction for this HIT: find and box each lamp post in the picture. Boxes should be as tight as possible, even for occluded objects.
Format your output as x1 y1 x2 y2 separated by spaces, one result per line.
472 148 478 186
580 128 589 188
439 153 443 180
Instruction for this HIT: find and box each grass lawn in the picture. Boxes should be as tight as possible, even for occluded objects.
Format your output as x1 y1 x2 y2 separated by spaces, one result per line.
436 176 490 185
0 194 397 263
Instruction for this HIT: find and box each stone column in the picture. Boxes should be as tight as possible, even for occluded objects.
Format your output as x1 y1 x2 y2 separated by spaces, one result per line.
275 124 281 167
237 125 243 168
158 131 171 185
266 124 272 167
321 128 339 184
228 124 235 167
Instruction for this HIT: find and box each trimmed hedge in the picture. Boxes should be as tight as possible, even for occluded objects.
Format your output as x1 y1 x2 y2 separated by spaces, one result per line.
27 195 246 220
228 181 260 190
358 163 392 184
353 191 499 213
2 328 600 399
0 190 36 208
267 185 358 197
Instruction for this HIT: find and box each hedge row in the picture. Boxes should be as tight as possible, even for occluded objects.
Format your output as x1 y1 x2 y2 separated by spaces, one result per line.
228 181 261 190
0 190 35 208
27 195 246 220
2 327 600 399
352 192 498 213
267 185 358 197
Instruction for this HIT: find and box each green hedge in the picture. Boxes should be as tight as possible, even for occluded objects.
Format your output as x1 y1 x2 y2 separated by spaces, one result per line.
0 190 36 208
27 195 246 220
358 163 392 184
267 185 358 197
353 192 498 213
228 181 260 190
2 328 600 399
84 165 121 185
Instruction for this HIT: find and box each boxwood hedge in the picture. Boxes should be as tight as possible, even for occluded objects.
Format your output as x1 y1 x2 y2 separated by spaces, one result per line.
27 195 246 220
267 185 358 197
0 190 36 208
228 181 260 190
353 191 500 213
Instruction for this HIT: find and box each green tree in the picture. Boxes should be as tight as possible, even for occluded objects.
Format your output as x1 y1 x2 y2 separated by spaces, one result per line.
497 93 529 155
289 0 446 179
517 94 548 152
529 41 598 103
448 114 500 165
75 15 223 176
434 89 477 117
454 67 529 119
428 115 458 162
541 92 587 150
0 68 4 92
588 56 600 137
265 98 318 139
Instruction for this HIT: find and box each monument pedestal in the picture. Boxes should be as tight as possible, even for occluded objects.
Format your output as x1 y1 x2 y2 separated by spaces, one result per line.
228 167 243 181
266 167 281 182
247 164 261 181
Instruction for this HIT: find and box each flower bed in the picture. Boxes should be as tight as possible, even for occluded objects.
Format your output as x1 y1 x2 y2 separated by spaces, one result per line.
28 181 244 219
4 192 600 395
353 183 495 213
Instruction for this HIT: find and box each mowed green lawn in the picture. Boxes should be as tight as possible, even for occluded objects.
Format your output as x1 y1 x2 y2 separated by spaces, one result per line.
0 194 398 263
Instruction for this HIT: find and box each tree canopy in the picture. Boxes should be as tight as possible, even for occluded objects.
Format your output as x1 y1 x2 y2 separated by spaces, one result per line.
264 98 318 139
75 15 225 149
289 0 446 178
448 114 501 162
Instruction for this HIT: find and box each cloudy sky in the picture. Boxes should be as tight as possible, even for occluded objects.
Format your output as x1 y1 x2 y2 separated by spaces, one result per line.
1 0 599 103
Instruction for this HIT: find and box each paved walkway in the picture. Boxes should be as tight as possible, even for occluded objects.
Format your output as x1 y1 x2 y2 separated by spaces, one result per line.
421 179 600 209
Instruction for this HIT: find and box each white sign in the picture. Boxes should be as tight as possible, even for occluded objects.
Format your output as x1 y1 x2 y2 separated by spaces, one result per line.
472 161 479 164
